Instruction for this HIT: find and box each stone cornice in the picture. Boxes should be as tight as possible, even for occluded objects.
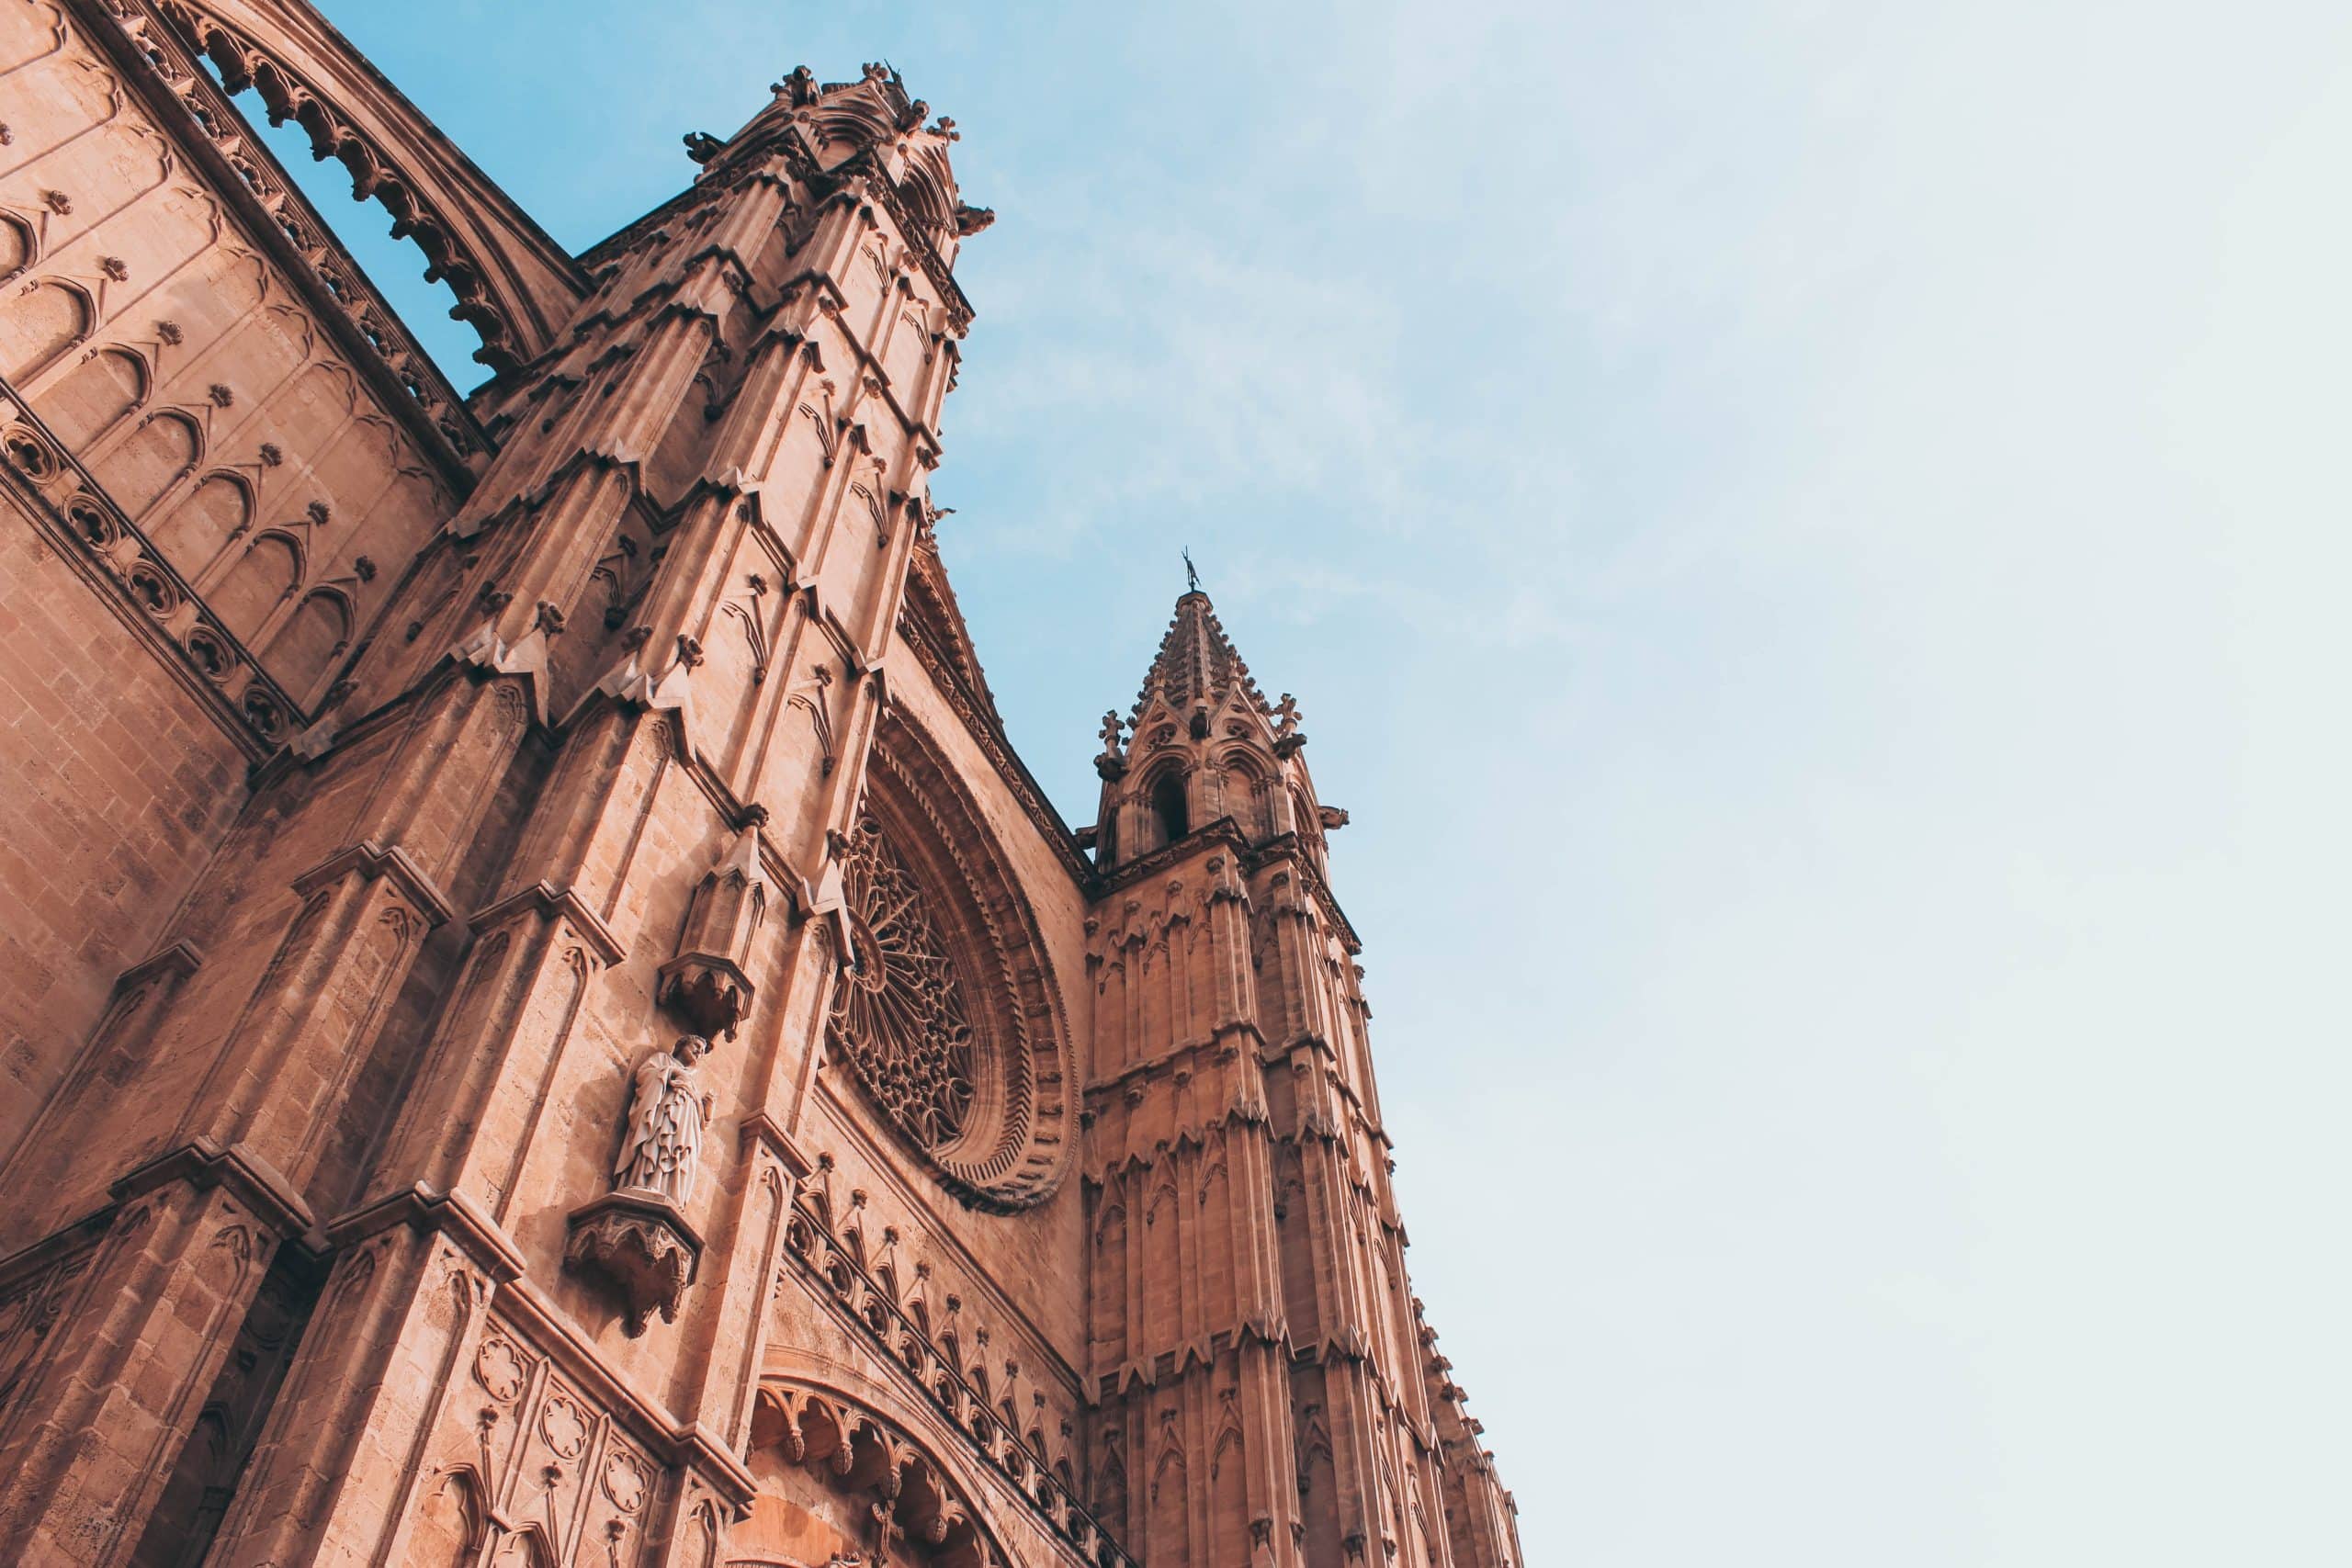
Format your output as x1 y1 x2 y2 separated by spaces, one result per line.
110 1135 322 1247
737 1111 817 1177
468 880 625 967
0 1136 333 1288
110 939 204 996
1080 1019 1266 1101
1091 818 1253 897
291 838 458 928
325 1180 526 1282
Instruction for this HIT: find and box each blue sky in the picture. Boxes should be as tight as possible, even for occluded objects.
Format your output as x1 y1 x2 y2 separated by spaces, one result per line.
285 4 2352 1562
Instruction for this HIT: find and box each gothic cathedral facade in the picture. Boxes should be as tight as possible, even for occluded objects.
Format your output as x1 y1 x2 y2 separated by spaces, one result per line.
0 4 1521 1565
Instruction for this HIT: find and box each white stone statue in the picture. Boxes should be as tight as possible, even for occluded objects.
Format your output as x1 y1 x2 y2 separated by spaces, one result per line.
615 1033 713 1205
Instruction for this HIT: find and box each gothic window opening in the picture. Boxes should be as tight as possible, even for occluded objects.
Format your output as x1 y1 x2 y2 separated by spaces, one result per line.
1150 770 1189 847
829 814 978 1156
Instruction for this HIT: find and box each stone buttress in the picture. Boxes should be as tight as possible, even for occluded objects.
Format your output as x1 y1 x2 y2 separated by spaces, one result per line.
0 6 1520 1566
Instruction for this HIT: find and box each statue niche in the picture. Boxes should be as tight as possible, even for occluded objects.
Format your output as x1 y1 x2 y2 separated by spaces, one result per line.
563 1033 713 1336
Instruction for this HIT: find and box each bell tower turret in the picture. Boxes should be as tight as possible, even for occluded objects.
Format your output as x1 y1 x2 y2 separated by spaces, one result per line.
1080 588 1512 1568
1091 588 1336 874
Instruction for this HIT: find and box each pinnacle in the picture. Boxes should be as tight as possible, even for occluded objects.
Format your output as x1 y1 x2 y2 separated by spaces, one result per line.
1131 590 1264 719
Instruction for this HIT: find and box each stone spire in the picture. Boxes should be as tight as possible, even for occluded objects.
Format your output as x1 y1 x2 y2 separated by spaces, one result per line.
1091 590 1331 872
1129 588 1265 722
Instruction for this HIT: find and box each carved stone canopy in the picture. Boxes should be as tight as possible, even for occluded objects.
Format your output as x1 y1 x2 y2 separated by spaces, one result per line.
563 1190 705 1337
657 819 770 1040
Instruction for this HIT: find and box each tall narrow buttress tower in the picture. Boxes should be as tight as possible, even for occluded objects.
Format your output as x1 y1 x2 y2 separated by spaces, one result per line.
1080 593 1519 1566
0 6 1519 1566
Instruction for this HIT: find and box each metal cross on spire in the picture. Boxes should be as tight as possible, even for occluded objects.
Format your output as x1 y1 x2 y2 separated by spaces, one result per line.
1182 547 1200 593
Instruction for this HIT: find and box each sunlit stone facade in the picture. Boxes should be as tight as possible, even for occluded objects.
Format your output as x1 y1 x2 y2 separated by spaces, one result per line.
0 5 1520 1563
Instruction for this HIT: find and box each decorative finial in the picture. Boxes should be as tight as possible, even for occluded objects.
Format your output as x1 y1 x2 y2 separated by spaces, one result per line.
1182 547 1200 593
1095 710 1127 782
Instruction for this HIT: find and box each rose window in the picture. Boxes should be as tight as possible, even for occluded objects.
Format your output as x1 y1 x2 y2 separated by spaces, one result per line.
828 815 977 1154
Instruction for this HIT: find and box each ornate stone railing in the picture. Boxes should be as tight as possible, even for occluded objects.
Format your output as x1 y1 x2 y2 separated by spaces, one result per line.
782 1168 1138 1568
0 378 302 755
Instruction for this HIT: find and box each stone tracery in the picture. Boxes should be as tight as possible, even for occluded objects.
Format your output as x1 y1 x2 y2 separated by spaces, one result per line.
0 15 1521 1563
830 813 978 1156
828 707 1075 1213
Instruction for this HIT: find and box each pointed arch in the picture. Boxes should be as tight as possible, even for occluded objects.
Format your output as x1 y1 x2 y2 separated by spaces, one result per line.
1148 765 1190 849
42 346 147 450
0 211 32 283
1096 1434 1130 1540
1218 747 1275 840
94 410 202 519
491 1520 554 1568
401 1465 484 1568
152 468 254 580
1145 1172 1181 1230
742 1378 1019 1568
211 528 300 642
0 277 91 382
1147 1438 1192 1568
264 584 351 701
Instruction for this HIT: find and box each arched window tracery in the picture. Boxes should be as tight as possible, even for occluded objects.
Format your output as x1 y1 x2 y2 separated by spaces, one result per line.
830 812 979 1158
829 712 1075 1211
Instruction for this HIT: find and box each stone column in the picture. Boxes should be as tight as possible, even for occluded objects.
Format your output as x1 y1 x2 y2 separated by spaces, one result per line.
0 1167 297 1564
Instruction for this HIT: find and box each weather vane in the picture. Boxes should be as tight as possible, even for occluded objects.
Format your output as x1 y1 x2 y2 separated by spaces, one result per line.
1183 547 1200 592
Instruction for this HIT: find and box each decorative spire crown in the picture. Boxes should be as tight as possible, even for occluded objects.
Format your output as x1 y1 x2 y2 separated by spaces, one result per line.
1132 591 1265 719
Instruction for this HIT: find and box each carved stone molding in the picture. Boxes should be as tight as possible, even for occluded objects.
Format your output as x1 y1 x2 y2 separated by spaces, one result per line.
0 382 303 757
289 838 457 929
469 879 625 967
657 822 769 1040
562 1190 704 1337
777 1156 1131 1565
75 0 490 473
141 0 582 374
